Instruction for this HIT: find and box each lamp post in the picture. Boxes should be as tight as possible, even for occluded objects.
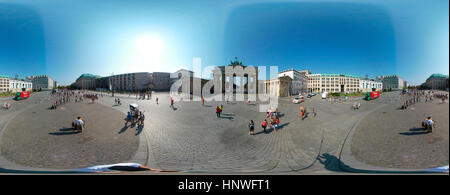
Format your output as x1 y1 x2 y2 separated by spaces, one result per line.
110 73 115 97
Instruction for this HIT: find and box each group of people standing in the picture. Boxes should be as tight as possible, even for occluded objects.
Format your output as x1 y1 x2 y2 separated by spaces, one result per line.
300 106 316 120
216 105 223 117
114 98 122 105
401 90 448 109
51 90 76 109
2 101 11 110
125 110 145 127
248 107 281 135
137 92 152 100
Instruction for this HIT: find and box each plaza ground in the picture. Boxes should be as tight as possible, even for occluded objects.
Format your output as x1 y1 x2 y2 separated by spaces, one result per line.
0 90 448 174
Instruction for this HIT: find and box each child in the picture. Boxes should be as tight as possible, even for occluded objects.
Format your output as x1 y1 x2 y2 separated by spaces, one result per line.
248 120 255 135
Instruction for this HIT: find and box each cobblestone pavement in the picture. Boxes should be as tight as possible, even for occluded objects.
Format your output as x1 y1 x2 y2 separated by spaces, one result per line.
351 91 449 169
0 92 139 170
95 91 416 173
1 90 447 174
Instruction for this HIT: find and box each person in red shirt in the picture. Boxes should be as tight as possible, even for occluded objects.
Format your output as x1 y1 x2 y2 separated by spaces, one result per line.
274 117 280 131
262 119 268 133
216 106 221 118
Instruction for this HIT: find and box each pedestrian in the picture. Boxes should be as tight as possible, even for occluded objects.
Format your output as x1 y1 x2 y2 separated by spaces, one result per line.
270 116 275 131
274 117 280 131
248 120 255 135
125 112 132 126
304 107 308 118
139 111 145 126
300 109 304 120
219 105 223 114
156 97 159 104
312 107 316 118
261 119 268 133
170 97 174 109
216 106 221 118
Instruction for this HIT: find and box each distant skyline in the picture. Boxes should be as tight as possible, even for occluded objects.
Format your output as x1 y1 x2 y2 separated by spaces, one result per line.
0 0 448 86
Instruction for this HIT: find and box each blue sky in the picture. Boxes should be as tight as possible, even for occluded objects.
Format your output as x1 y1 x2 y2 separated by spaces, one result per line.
0 0 448 85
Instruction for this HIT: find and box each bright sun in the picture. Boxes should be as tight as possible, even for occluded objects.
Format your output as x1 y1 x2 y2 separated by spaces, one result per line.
134 34 164 55
131 34 165 71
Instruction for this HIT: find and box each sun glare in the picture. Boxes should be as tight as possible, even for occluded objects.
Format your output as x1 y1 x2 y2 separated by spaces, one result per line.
131 34 165 71
135 34 164 55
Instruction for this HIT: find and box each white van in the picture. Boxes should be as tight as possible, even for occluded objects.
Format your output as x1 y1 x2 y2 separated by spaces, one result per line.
321 92 329 99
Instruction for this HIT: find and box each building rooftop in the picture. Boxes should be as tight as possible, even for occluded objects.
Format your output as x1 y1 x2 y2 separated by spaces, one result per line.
279 68 311 74
0 74 11 79
427 73 449 80
76 73 101 81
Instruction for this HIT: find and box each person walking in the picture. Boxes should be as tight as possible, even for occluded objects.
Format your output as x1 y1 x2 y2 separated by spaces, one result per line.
170 97 174 109
216 106 221 118
300 106 304 120
156 97 159 104
248 120 255 135
261 119 268 133
270 116 275 131
219 105 223 115
138 111 145 126
274 117 280 132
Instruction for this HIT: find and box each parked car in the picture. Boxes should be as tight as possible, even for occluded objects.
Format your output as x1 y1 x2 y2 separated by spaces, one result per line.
292 96 305 104
307 94 313 98
321 92 329 99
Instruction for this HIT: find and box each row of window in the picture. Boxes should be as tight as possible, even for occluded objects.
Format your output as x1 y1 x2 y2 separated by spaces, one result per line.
309 81 359 84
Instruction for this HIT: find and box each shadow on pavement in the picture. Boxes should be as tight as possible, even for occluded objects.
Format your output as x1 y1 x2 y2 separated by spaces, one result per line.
254 130 268 135
318 153 436 174
219 115 233 120
398 127 430 135
59 127 76 131
119 125 129 134
409 127 425 131
49 129 81 136
278 122 290 129
135 125 143 136
399 131 430 136
221 113 235 116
